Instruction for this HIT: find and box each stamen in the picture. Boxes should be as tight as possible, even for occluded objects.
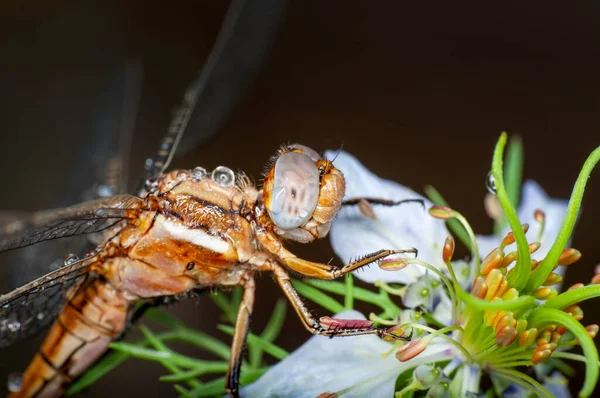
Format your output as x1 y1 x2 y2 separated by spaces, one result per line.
480 249 505 275
396 338 428 362
496 325 519 346
443 236 455 263
542 272 563 286
534 209 546 241
532 287 557 300
429 206 453 219
519 328 539 347
586 324 599 339
378 258 408 271
471 277 488 299
558 248 582 266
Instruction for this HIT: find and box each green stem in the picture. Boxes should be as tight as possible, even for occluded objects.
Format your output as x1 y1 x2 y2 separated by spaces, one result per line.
543 284 600 310
424 185 472 249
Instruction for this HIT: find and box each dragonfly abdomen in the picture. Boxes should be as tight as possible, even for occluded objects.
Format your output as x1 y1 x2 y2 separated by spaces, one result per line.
10 278 129 398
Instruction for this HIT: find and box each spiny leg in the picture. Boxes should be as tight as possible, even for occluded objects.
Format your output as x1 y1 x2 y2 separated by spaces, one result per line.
283 248 417 280
225 274 256 397
342 197 425 209
265 262 405 340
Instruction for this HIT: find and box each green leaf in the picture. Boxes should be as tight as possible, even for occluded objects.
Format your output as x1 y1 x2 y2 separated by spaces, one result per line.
492 133 530 291
344 273 354 310
424 185 471 249
186 367 269 397
159 362 230 382
144 307 186 329
528 307 599 397
504 135 523 210
249 299 287 368
67 350 131 395
218 325 289 360
292 280 345 314
526 145 600 293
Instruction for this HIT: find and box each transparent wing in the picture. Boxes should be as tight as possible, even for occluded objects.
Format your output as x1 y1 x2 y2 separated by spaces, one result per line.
138 0 285 193
0 253 96 347
0 195 142 254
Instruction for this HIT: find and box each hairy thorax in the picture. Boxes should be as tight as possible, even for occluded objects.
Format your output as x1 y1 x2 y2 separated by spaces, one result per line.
99 169 260 300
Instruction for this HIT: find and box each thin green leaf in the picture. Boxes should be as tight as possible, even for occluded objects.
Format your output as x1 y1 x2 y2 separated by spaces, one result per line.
504 135 523 210
344 274 354 310
249 299 287 368
161 329 231 360
144 307 186 329
528 307 599 397
67 351 131 395
109 343 202 368
526 145 600 293
210 291 236 324
292 280 345 314
493 133 530 291
186 367 269 397
424 185 471 249
218 325 289 360
159 362 229 382
543 284 600 310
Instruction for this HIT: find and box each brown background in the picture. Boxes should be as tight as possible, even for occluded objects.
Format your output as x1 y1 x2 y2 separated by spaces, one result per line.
1 1 600 396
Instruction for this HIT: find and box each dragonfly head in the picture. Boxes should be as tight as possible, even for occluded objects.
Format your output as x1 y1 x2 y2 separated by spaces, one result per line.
262 144 345 243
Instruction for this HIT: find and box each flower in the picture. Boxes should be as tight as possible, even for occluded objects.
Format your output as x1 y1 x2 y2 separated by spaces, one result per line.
323 149 449 284
240 311 454 398
245 134 600 397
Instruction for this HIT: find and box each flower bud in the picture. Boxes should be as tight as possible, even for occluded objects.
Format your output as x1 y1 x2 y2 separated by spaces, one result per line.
480 249 505 275
443 236 455 262
558 248 581 266
428 206 453 219
413 364 441 389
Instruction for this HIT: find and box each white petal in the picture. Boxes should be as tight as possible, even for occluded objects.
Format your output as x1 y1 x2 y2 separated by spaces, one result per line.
431 291 453 327
240 310 399 398
325 151 450 284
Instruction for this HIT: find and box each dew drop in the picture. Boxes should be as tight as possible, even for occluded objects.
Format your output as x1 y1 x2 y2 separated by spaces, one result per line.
144 158 153 170
211 166 235 188
36 312 45 320
7 320 21 332
0 319 8 330
176 170 190 181
7 372 22 392
96 184 114 198
64 254 80 266
486 171 497 194
192 166 207 180
145 177 158 191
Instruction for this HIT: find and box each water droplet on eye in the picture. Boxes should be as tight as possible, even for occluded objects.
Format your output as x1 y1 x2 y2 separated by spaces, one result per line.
211 166 235 188
36 312 45 320
299 209 309 218
192 166 207 180
7 372 22 392
7 320 21 332
486 171 497 194
64 254 80 266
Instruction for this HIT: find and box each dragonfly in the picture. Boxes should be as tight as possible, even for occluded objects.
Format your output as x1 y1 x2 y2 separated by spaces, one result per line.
0 1 420 397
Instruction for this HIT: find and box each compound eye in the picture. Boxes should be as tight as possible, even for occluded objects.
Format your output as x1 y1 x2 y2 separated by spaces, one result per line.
291 144 321 162
267 151 320 229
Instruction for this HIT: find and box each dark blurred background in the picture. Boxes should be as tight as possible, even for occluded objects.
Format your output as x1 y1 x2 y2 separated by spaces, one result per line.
1 1 600 396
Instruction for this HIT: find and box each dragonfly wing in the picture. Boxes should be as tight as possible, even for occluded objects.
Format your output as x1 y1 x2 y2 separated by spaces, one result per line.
0 253 94 347
138 0 285 193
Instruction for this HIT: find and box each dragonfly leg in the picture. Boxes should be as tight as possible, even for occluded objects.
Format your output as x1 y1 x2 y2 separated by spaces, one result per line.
266 262 405 340
225 273 256 397
282 248 417 280
342 197 425 208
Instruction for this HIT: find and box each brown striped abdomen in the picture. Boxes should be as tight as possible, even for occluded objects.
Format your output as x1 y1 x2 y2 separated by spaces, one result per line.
11 278 129 398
